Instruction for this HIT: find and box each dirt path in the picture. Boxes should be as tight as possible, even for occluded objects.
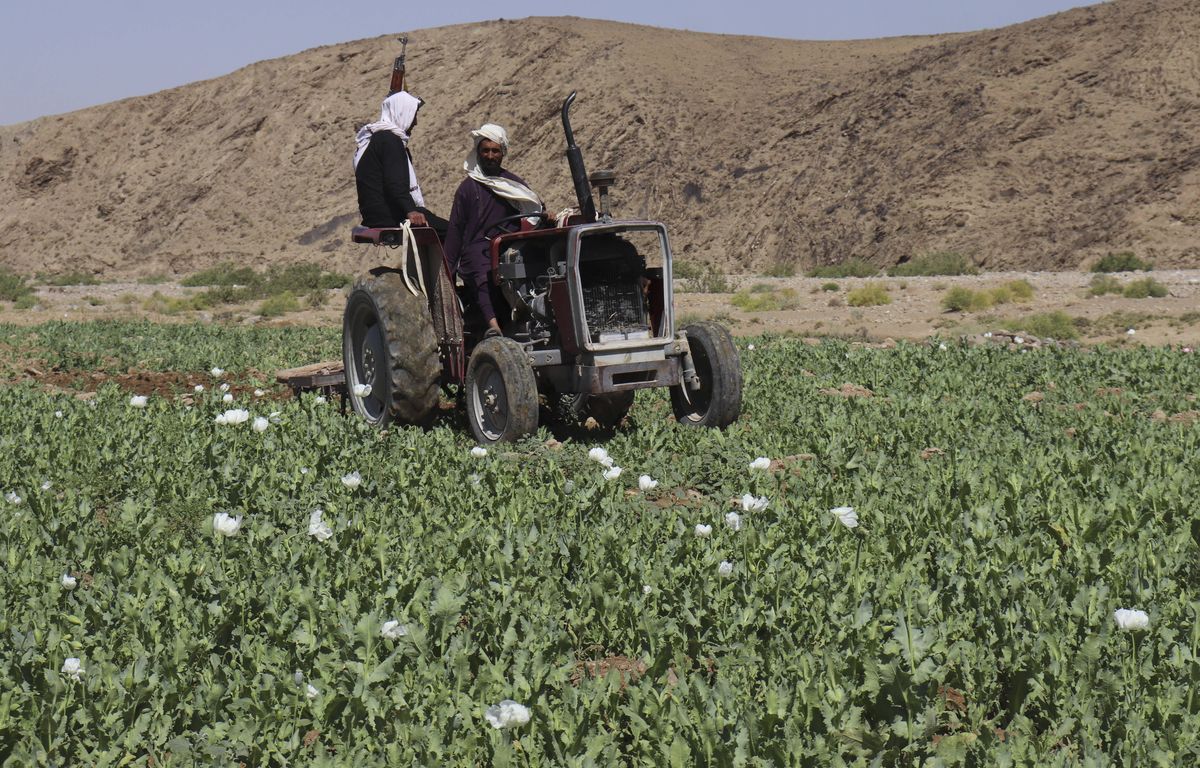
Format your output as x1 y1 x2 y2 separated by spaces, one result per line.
3 269 1198 347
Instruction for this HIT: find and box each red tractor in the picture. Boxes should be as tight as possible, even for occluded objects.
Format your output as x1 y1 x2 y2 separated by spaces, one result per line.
342 92 742 444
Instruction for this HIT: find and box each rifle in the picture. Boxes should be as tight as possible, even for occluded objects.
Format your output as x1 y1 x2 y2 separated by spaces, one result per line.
388 36 409 95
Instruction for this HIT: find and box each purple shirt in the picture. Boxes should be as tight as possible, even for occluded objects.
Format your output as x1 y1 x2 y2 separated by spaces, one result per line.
443 170 528 323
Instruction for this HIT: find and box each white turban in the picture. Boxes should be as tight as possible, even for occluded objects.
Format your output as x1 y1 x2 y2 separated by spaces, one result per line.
353 91 425 207
463 123 541 216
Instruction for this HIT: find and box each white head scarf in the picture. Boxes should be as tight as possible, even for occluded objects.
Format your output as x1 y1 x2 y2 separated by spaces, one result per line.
463 123 542 216
353 91 425 207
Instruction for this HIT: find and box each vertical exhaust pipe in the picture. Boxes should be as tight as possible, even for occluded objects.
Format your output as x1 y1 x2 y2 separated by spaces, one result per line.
561 92 597 222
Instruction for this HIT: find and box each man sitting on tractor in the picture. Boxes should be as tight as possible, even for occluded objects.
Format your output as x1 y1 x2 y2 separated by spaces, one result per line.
353 91 448 238
443 123 544 337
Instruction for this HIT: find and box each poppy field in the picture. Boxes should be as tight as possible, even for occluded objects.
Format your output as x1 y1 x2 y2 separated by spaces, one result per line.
1 321 1198 766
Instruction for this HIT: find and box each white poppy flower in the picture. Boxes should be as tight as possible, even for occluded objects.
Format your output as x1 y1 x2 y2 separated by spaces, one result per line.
219 382 230 392
300 467 310 475
694 524 712 538
642 584 653 595
471 446 488 458
748 457 771 471
5 491 20 505
983 332 993 339
213 512 243 537
381 620 408 639
638 475 658 491
1126 328 1136 336
718 560 734 577
1014 336 1024 345
724 511 742 531
54 410 63 418
563 480 575 493
938 343 948 351
468 473 482 486
747 343 755 351
216 409 249 425
352 383 372 397
129 395 148 408
61 657 84 681
222 393 234 403
314 395 327 404
269 411 281 423
588 447 615 466
341 471 362 490
254 388 265 397
485 699 531 729
308 509 333 541
211 367 224 377
306 684 320 700
194 384 205 393
602 466 622 481
831 506 859 529
61 573 77 590
252 416 269 433
740 494 769 512
1113 608 1149 631
40 480 52 491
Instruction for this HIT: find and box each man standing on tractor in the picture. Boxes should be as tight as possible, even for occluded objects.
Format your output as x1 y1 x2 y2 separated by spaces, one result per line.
353 91 448 238
443 123 544 337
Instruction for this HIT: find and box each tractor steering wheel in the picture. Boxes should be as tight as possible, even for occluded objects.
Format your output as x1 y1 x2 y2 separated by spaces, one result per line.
484 211 549 240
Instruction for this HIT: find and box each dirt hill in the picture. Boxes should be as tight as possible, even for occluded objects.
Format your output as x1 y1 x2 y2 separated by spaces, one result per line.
1 0 1197 280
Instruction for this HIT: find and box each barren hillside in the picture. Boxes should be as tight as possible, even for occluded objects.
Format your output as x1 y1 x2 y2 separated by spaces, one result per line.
1 0 1197 280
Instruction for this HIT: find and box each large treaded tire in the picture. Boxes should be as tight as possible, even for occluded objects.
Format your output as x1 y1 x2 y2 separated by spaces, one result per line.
670 322 742 428
343 271 440 428
465 337 539 444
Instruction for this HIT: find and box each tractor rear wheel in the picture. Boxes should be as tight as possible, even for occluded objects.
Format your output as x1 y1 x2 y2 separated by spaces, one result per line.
465 337 539 444
670 322 742 428
343 271 440 428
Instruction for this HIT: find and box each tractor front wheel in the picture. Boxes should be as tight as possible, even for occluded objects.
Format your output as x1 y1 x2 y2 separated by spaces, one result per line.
670 322 742 428
465 337 539 444
343 271 440 428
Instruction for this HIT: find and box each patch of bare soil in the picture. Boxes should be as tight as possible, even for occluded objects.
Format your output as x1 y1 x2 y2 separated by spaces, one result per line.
2 269 1199 349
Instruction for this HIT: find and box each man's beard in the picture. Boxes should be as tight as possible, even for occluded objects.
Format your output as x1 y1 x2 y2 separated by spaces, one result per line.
480 159 502 176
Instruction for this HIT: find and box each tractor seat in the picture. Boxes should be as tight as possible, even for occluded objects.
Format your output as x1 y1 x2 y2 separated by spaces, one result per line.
352 225 441 247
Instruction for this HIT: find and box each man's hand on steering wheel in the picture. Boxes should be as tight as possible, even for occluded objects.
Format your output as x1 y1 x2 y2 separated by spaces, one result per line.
483 210 549 240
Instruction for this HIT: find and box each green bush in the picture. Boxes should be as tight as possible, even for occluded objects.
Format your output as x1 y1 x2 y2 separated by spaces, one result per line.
730 287 799 312
677 264 730 294
179 263 350 306
821 282 840 292
1088 274 1123 297
672 261 702 281
13 294 36 310
39 271 99 286
762 261 796 278
887 252 978 277
0 268 33 302
846 282 891 307
1008 311 1080 340
808 259 878 278
1092 252 1151 273
941 286 991 313
259 291 302 318
1122 278 1168 299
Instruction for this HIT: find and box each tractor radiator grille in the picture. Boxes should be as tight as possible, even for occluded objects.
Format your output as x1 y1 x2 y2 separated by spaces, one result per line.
582 282 647 337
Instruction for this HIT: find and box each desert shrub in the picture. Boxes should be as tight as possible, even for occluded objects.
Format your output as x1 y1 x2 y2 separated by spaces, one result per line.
762 261 796 278
730 288 799 312
1092 252 1151 273
306 289 329 309
887 252 978 277
142 291 212 315
1002 280 1034 301
39 271 99 286
1088 274 1123 297
821 282 840 292
180 263 350 306
138 274 171 285
846 282 891 307
182 263 258 287
1122 278 1168 299
808 259 878 278
13 294 36 310
1009 311 1080 340
677 265 730 294
84 296 105 306
0 268 33 302
259 292 302 318
942 287 991 313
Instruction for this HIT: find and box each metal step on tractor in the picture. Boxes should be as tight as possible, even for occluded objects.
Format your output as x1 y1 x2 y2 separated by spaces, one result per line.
337 92 742 444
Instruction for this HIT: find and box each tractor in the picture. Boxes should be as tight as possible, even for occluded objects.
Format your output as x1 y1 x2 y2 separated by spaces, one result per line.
341 92 742 444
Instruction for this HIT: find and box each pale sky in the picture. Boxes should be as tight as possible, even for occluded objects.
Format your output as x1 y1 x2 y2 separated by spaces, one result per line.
0 0 1096 125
